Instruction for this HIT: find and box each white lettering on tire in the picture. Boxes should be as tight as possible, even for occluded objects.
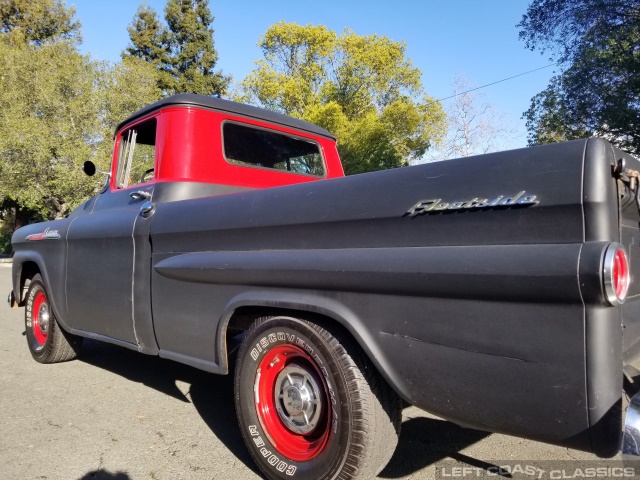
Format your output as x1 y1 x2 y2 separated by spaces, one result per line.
248 330 340 451
248 425 297 476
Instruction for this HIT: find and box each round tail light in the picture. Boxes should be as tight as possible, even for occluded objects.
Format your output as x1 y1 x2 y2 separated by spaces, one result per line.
604 244 630 305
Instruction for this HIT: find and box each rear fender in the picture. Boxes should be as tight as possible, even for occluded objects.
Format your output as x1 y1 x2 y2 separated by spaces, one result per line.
215 289 408 399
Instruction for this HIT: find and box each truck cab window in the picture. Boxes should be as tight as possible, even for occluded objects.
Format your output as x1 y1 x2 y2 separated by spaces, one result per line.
223 122 325 177
116 119 156 189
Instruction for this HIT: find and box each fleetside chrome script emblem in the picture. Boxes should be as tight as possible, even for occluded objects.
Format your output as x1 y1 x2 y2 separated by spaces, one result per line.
26 227 61 241
405 191 539 218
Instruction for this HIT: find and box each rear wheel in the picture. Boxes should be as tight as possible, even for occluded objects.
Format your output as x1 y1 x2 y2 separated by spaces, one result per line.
25 274 82 363
234 315 401 479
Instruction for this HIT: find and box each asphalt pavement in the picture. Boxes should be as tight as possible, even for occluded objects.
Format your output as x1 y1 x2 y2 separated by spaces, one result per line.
0 264 617 480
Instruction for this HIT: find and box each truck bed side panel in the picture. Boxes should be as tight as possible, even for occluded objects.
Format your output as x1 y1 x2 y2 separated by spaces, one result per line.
150 140 593 450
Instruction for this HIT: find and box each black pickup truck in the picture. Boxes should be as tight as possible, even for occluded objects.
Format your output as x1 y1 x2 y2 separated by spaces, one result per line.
8 94 640 479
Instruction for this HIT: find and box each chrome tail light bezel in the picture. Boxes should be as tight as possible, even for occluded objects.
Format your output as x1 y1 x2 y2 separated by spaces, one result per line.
603 243 630 305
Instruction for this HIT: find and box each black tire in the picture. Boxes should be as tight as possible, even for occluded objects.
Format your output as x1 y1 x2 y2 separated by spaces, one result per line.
234 316 401 480
25 274 83 363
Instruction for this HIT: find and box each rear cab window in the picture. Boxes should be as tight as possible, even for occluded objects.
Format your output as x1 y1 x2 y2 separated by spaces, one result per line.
222 121 326 177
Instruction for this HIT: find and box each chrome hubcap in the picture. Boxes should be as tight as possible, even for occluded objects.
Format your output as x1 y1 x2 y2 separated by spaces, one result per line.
274 364 323 434
38 302 50 334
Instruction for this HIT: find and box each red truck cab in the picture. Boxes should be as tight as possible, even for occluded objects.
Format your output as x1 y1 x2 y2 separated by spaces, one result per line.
110 94 344 194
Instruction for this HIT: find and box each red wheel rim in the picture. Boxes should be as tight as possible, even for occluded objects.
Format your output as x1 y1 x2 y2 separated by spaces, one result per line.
254 344 331 462
31 291 49 346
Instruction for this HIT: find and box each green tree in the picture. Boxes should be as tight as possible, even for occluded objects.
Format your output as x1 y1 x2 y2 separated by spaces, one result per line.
124 0 230 95
0 0 162 221
0 0 90 221
0 0 80 45
123 3 172 92
0 40 101 219
522 75 591 146
164 0 229 95
519 0 640 152
101 58 163 134
124 3 165 65
238 22 446 175
97 57 163 166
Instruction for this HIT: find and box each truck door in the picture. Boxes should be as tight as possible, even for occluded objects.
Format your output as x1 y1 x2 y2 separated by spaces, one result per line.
65 118 157 351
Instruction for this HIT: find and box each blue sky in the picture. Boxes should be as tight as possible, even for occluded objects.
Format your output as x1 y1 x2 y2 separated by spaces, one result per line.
65 0 557 149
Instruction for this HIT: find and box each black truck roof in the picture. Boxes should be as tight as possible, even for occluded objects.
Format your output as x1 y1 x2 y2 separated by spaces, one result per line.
116 94 335 140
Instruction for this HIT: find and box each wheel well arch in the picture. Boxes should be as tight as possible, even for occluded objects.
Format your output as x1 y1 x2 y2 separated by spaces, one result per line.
224 306 358 348
216 294 406 402
16 260 41 305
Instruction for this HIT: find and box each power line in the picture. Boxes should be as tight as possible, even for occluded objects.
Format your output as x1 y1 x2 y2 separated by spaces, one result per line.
437 63 559 101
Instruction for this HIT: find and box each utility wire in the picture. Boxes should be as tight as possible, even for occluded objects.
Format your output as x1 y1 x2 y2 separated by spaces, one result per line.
437 63 559 101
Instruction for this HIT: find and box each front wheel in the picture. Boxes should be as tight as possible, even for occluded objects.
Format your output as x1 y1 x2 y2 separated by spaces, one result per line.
25 274 83 363
234 316 401 479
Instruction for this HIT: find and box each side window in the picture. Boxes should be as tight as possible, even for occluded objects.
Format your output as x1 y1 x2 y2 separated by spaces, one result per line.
223 122 325 177
115 119 157 189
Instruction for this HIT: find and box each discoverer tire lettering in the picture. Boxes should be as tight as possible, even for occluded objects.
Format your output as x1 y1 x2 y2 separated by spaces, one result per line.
234 315 401 480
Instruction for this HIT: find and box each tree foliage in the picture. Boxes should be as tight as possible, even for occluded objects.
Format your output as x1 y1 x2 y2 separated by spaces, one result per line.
164 0 229 95
125 4 165 66
0 40 100 218
97 57 163 163
0 0 80 46
518 0 639 63
237 22 446 174
519 0 640 152
523 75 591 146
123 0 230 96
0 1 161 221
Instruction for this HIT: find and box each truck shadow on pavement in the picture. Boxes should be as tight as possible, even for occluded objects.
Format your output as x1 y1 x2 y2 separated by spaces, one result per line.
78 339 260 476
78 340 492 479
378 417 494 478
79 470 131 480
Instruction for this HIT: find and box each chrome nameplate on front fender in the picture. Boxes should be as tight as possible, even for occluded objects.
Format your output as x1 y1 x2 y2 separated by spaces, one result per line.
404 191 539 218
26 227 61 240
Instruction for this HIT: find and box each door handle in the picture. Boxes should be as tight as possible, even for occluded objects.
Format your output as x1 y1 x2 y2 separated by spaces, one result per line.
130 190 152 200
